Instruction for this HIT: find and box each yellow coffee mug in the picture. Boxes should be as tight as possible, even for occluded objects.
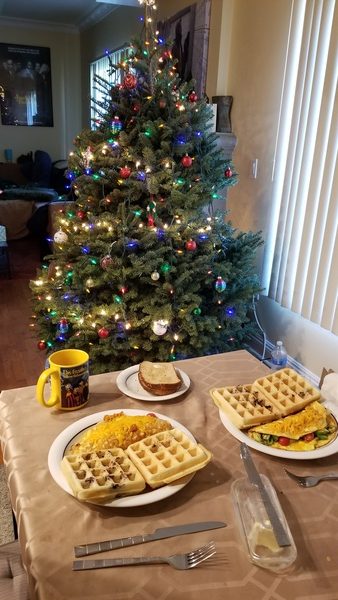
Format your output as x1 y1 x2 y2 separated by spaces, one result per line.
36 349 89 410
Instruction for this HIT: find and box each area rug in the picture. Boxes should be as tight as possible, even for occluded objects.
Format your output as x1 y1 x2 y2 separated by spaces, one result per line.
0 465 15 545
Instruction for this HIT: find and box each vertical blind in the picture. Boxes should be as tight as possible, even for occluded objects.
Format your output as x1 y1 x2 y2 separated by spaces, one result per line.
262 0 337 334
90 46 129 128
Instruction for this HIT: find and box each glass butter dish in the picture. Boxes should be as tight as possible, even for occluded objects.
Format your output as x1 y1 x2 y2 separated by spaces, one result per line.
231 475 297 572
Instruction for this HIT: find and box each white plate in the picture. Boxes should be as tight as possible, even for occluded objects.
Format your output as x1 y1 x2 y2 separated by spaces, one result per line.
48 408 195 507
218 399 338 460
116 364 190 401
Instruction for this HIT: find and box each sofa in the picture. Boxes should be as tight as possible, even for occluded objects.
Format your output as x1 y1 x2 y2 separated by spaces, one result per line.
0 152 69 242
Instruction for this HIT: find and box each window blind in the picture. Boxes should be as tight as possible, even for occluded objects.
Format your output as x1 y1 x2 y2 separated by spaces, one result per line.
262 0 337 335
90 46 130 128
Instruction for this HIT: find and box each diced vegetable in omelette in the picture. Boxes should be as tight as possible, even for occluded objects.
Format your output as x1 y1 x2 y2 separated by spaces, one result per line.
248 401 337 451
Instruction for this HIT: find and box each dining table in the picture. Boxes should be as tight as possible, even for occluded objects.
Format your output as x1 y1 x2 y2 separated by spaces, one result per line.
1 349 338 600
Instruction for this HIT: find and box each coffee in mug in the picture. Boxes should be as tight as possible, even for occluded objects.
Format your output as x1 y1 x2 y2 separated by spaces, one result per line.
36 349 89 410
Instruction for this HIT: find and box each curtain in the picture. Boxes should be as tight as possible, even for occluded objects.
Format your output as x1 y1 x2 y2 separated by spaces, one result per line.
262 0 337 334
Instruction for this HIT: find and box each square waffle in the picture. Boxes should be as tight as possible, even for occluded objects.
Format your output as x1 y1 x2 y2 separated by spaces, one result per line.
210 384 278 429
61 448 146 503
253 368 321 417
126 428 212 489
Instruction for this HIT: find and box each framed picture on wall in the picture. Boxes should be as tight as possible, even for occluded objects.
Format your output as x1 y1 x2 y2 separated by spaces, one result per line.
0 43 53 127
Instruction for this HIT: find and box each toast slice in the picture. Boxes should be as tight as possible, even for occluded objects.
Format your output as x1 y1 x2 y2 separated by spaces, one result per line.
138 361 182 395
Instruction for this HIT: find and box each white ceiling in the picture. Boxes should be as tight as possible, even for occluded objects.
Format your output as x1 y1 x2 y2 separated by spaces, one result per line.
0 0 140 30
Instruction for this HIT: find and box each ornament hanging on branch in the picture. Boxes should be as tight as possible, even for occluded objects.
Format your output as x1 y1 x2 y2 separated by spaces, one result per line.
98 327 109 339
215 276 227 293
54 229 68 244
151 271 160 281
111 116 123 133
188 90 198 103
100 255 113 270
37 340 47 350
147 196 157 226
122 73 138 90
152 319 168 336
58 317 69 334
185 239 197 251
120 166 131 179
181 154 193 168
224 167 233 178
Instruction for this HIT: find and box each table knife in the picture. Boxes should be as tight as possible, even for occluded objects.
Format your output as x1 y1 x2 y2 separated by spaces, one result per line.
74 520 226 557
239 443 291 547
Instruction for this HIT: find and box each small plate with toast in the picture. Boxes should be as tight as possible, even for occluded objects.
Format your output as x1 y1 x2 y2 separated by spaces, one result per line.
116 362 190 401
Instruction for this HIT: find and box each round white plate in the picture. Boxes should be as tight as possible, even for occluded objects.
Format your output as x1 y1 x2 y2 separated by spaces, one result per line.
116 364 190 401
48 408 195 507
219 400 338 460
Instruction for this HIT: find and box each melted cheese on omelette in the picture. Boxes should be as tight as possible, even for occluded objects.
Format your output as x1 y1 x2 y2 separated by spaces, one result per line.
247 401 337 451
248 401 327 439
69 412 172 454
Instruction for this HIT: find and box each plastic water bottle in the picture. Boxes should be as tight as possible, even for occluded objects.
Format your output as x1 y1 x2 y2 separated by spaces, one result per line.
271 341 288 368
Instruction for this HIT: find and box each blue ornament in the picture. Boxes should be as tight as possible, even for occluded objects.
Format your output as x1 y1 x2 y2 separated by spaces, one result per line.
112 116 123 133
215 276 226 293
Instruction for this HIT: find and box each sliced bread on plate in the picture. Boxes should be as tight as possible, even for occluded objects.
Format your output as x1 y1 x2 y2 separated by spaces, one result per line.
138 361 182 396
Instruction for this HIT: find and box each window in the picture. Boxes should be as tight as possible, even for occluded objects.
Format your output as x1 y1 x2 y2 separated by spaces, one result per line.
90 45 130 128
262 0 337 335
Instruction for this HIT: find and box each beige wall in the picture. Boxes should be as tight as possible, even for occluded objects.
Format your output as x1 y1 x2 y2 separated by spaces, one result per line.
0 20 81 162
224 0 338 376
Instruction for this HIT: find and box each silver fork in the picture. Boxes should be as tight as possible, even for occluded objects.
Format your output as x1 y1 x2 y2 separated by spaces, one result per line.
73 540 216 571
284 469 338 487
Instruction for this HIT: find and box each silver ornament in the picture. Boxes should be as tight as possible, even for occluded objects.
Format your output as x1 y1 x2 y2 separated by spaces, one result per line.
53 230 68 244
151 271 160 281
152 319 168 335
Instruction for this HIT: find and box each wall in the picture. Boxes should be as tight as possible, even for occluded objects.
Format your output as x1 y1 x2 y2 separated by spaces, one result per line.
223 0 338 377
0 18 81 162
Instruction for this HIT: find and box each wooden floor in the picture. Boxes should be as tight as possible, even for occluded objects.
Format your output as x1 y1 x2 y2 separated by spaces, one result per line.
0 236 46 464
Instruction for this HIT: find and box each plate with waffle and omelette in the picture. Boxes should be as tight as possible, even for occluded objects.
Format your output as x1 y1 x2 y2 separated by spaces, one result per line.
210 368 338 460
48 409 211 507
116 361 190 401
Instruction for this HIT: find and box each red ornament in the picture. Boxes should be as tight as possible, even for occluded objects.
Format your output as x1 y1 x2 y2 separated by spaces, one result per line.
147 214 155 227
181 154 193 168
188 90 198 103
98 327 109 339
100 255 113 270
159 98 167 109
123 73 138 90
120 166 131 179
224 167 233 178
37 340 47 350
76 210 86 219
185 239 197 251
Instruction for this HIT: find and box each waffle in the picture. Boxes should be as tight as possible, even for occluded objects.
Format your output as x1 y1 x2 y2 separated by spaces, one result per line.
61 448 146 503
253 368 321 417
126 428 212 489
210 384 278 429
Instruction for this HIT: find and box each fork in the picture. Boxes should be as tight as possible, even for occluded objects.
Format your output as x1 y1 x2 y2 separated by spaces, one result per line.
73 541 216 571
284 469 338 487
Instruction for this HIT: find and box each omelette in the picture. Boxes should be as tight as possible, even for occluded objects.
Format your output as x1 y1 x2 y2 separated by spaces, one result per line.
247 400 337 451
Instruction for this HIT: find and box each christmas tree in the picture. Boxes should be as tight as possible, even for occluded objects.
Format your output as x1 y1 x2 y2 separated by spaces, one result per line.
30 0 263 374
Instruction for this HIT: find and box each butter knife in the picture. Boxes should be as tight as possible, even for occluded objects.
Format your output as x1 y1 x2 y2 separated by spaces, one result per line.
74 521 226 557
240 443 291 547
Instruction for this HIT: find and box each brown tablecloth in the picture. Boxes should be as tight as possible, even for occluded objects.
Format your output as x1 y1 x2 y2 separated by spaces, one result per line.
1 350 338 600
